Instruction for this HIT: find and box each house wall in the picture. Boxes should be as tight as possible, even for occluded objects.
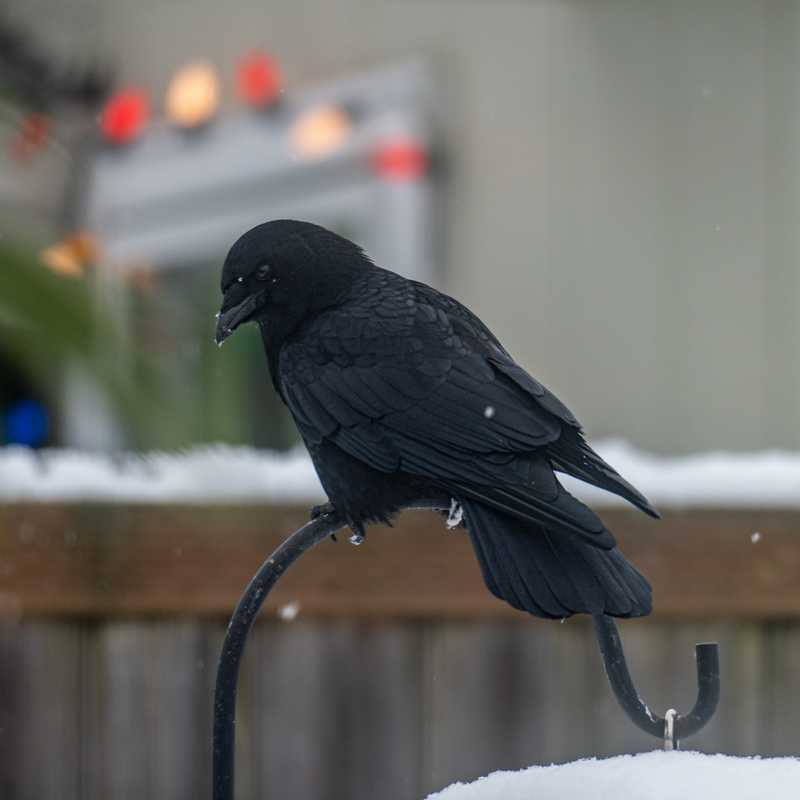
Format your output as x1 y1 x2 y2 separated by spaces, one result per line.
5 0 799 453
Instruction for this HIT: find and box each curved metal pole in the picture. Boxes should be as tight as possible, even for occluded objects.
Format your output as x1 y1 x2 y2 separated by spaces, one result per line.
592 613 720 747
213 508 722 800
212 499 449 800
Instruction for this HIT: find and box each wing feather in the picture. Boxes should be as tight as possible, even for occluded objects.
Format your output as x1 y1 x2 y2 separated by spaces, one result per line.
279 273 622 546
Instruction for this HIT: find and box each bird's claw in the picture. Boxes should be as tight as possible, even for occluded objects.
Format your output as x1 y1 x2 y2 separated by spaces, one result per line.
310 502 339 542
309 505 365 545
310 502 335 520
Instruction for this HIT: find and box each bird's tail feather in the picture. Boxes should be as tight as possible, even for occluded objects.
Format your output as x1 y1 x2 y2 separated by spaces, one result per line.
548 433 660 520
462 499 652 619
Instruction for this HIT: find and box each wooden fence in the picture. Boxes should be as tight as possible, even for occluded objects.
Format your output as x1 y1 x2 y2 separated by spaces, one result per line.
1 505 800 799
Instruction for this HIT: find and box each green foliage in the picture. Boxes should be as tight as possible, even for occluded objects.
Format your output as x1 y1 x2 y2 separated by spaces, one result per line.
0 241 159 444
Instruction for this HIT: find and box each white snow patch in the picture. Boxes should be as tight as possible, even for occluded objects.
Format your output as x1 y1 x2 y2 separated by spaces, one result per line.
2 438 800 507
425 751 800 800
558 438 800 510
0 445 323 504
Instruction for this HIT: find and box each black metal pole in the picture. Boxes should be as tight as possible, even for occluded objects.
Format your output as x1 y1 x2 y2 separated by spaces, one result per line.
212 509 344 800
212 500 449 800
592 613 720 746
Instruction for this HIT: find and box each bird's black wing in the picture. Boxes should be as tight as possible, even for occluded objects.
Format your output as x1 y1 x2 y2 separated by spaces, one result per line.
410 280 659 520
280 270 642 548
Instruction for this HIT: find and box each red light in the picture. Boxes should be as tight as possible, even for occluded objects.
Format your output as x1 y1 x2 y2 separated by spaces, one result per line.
101 89 149 145
237 51 282 108
371 140 428 181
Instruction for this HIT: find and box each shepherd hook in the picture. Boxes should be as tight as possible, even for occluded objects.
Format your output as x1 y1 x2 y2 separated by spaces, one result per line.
592 613 720 749
213 509 722 799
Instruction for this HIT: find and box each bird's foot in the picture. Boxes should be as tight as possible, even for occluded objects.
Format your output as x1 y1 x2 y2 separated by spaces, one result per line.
310 502 339 542
446 498 464 530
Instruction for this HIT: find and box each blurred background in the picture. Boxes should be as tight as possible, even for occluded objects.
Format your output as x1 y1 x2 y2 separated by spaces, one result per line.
2 1 800 799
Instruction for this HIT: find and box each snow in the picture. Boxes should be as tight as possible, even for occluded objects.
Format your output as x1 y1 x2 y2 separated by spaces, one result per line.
425 751 800 800
0 445 323 504
559 438 800 510
2 438 800 506
277 601 301 621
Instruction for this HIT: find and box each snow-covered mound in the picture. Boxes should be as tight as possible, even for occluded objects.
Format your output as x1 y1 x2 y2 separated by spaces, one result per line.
1 439 800 506
426 752 800 800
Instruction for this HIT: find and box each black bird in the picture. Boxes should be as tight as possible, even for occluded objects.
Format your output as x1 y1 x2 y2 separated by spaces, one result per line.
216 220 658 619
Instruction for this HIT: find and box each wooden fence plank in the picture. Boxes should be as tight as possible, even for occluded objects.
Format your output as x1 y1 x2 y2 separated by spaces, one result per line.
764 623 800 756
425 620 563 793
91 624 152 798
0 622 15 799
0 622 81 800
1 505 800 619
249 622 424 800
83 622 210 800
145 623 209 800
673 622 768 755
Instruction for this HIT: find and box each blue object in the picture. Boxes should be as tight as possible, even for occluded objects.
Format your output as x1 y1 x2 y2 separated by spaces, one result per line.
4 399 49 447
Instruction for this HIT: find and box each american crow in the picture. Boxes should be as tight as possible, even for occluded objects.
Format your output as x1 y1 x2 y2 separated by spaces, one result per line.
216 220 658 619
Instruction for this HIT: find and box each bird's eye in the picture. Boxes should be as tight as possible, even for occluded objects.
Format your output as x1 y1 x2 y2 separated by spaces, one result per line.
255 264 271 281
236 276 244 284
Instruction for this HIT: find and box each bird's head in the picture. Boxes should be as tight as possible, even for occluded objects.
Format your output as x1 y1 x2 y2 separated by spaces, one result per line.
215 220 371 346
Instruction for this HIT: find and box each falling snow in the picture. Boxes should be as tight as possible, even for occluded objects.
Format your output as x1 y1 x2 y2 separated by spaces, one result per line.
278 601 300 621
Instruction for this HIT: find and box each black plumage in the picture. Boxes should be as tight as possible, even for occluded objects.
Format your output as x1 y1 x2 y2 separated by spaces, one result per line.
216 220 658 619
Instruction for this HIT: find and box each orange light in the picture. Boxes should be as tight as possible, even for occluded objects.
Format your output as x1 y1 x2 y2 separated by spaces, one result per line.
66 232 100 265
237 51 282 108
165 61 220 128
289 105 351 159
101 89 149 145
40 244 83 277
39 233 99 278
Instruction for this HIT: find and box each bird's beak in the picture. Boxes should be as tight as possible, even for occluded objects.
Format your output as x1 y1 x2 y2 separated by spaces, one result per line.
215 290 265 346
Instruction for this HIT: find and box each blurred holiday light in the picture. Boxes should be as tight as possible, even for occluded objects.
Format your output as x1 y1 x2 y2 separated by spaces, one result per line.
39 233 99 278
237 51 282 108
4 400 49 448
371 139 428 181
165 61 220 128
40 242 82 277
289 104 351 159
100 88 149 144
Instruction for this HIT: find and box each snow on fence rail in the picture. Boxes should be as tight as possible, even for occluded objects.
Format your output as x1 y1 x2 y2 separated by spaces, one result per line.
1 439 800 506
